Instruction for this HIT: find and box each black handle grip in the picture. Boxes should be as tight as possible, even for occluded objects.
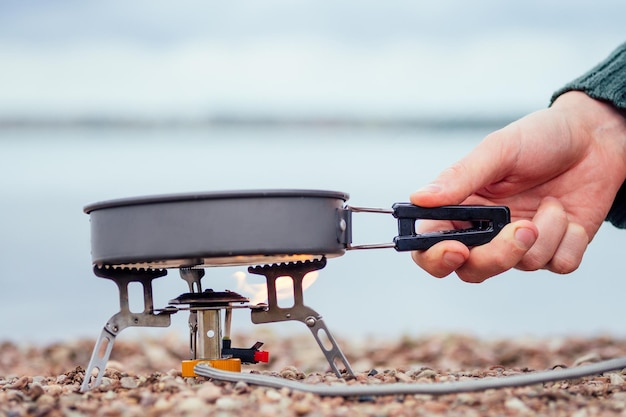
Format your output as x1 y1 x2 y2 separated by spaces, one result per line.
392 204 510 251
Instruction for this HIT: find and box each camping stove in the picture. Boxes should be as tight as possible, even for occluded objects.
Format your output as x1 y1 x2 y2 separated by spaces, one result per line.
80 257 352 392
80 189 509 392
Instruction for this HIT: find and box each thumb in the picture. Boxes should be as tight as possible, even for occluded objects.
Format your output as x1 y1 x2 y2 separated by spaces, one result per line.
410 137 510 207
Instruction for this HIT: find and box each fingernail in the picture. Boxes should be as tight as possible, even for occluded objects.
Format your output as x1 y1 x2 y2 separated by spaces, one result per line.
415 183 442 194
443 251 465 268
514 227 537 250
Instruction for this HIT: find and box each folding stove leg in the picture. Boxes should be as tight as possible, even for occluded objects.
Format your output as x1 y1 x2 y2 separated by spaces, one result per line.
80 327 116 392
248 258 354 378
80 266 174 392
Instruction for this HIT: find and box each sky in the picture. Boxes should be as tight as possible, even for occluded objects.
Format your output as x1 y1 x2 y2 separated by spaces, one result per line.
1 1 625 119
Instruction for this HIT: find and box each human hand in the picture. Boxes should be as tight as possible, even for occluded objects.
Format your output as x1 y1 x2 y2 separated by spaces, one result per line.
410 91 626 282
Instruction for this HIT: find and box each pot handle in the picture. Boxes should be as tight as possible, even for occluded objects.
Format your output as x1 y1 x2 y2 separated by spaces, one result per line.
346 204 510 251
392 203 509 251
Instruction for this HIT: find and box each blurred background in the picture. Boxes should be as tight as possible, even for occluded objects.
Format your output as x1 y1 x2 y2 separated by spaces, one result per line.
1 1 626 345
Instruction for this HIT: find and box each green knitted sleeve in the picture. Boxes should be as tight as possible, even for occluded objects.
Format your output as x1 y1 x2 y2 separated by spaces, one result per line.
551 42 626 110
606 182 626 228
551 42 626 229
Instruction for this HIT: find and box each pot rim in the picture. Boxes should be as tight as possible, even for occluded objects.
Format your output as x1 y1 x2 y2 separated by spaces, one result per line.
84 189 349 214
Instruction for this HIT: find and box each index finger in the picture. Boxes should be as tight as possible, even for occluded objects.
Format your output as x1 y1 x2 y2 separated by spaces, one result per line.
410 131 516 207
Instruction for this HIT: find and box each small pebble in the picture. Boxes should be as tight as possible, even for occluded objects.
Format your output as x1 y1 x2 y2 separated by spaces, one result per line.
197 384 222 402
505 397 532 413
32 376 46 384
36 394 55 406
293 400 313 415
609 373 625 386
265 389 283 402
234 380 249 393
178 397 205 412
415 369 437 379
216 396 239 410
152 397 174 412
44 384 63 396
27 382 45 400
8 376 30 389
394 372 412 383
422 400 448 413
280 366 300 380
103 390 116 400
120 377 138 389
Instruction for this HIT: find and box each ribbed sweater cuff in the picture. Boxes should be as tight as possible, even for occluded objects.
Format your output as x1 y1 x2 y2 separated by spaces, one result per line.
606 181 626 229
550 42 626 110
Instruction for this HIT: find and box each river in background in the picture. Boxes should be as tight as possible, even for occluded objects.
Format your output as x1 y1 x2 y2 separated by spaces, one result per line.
1 126 625 344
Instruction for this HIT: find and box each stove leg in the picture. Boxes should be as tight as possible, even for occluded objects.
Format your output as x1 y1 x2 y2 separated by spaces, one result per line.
80 266 174 392
248 258 355 378
80 327 116 392
302 315 353 378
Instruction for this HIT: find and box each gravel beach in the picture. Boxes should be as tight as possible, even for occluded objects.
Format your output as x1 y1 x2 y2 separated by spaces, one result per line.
2 331 626 416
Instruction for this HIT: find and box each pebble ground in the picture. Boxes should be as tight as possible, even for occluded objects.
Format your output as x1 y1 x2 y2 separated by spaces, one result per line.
2 331 626 416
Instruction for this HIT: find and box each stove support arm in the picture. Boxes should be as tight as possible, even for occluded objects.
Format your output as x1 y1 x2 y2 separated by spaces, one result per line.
248 258 354 378
80 267 173 392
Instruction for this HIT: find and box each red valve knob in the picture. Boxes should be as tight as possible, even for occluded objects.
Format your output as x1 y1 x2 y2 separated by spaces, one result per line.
254 350 269 363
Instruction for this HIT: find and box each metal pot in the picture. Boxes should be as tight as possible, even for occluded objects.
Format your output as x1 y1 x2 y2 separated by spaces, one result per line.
84 189 351 268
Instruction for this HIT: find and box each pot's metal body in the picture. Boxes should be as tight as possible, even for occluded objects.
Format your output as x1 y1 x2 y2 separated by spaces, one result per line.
84 189 351 268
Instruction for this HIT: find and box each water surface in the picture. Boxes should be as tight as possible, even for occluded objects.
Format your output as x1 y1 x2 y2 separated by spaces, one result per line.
1 127 624 343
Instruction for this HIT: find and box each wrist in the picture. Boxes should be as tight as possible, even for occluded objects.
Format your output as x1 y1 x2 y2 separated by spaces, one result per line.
553 91 626 180
553 91 626 228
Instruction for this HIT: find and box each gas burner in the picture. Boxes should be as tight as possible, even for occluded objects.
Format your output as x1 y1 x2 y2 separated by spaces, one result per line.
80 189 509 392
169 289 249 307
168 273 268 377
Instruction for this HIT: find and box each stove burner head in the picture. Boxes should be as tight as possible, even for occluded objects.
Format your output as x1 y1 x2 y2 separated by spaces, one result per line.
169 289 249 307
